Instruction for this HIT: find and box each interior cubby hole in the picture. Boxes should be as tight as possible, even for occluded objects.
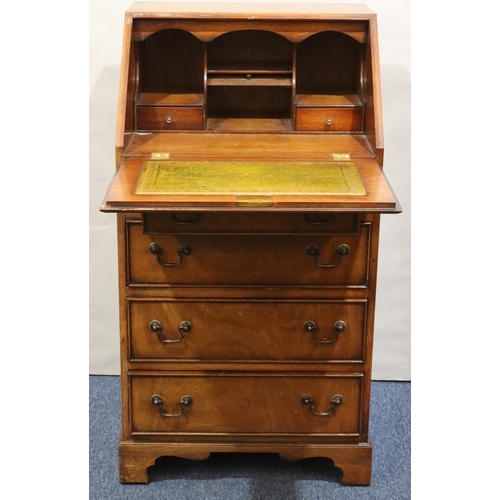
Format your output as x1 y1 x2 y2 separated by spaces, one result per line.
296 31 363 96
137 29 205 94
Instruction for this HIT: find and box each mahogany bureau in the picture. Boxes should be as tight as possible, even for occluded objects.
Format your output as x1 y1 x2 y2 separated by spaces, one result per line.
100 2 401 486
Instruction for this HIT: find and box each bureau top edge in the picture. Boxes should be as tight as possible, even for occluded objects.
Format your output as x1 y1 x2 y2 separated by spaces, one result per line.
125 3 376 20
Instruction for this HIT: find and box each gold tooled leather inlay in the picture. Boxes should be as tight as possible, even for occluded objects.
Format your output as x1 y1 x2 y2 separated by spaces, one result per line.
135 161 367 196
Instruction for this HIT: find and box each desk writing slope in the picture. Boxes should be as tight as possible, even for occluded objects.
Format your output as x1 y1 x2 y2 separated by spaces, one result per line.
100 2 401 486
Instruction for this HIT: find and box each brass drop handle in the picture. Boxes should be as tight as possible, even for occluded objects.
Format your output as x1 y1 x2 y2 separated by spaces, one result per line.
306 244 350 268
304 213 332 224
301 394 343 417
326 118 333 126
172 212 201 225
303 320 346 344
149 242 192 267
151 394 193 418
149 320 192 343
165 115 173 124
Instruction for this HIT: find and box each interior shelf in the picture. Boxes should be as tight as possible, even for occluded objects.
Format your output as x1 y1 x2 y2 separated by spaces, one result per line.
207 62 293 74
207 61 293 87
207 76 293 87
296 93 363 107
206 117 293 133
137 91 204 106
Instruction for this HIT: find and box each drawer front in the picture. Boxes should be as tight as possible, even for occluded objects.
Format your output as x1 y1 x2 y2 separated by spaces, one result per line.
127 222 370 287
143 212 360 235
129 299 366 362
130 374 362 435
136 106 203 131
296 107 362 132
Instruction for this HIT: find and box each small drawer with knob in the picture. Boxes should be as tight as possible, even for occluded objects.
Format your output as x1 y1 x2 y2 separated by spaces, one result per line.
128 299 367 362
295 107 362 132
129 373 363 436
136 106 204 131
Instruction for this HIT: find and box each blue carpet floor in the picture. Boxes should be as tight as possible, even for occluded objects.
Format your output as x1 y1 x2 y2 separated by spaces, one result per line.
90 376 410 499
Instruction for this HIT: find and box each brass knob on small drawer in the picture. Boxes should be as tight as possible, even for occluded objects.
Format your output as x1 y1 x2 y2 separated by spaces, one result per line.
301 393 343 416
326 118 333 125
165 115 173 124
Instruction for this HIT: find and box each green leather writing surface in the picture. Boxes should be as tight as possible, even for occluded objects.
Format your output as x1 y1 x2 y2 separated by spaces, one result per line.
135 161 367 196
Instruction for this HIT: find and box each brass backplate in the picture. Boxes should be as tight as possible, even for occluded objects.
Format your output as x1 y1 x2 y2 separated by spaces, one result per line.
135 160 367 196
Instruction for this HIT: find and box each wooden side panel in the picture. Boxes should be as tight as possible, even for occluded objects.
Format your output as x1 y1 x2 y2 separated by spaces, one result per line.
116 13 134 166
364 17 384 164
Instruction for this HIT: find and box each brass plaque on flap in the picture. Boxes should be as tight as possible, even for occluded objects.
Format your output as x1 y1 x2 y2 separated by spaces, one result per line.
135 161 367 196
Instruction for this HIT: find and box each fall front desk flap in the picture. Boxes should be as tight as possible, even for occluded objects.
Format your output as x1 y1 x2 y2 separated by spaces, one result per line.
101 157 400 211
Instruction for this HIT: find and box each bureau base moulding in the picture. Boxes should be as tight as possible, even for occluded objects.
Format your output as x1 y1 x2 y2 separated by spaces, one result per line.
119 441 372 485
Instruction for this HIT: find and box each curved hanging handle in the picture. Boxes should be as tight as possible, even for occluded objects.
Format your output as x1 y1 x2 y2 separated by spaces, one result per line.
303 320 347 344
301 394 343 417
151 394 193 418
149 320 192 344
172 212 201 225
304 213 332 225
306 244 350 268
149 242 192 267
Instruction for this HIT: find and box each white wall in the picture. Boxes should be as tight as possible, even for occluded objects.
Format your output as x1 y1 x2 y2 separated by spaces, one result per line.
89 0 411 379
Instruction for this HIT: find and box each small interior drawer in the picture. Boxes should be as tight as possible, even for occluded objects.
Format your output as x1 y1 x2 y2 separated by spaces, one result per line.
143 212 360 234
136 106 204 131
130 373 363 435
296 107 362 132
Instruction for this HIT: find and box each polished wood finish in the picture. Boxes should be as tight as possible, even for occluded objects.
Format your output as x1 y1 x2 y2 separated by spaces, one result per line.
127 221 370 286
130 373 363 434
128 299 367 362
101 2 399 485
